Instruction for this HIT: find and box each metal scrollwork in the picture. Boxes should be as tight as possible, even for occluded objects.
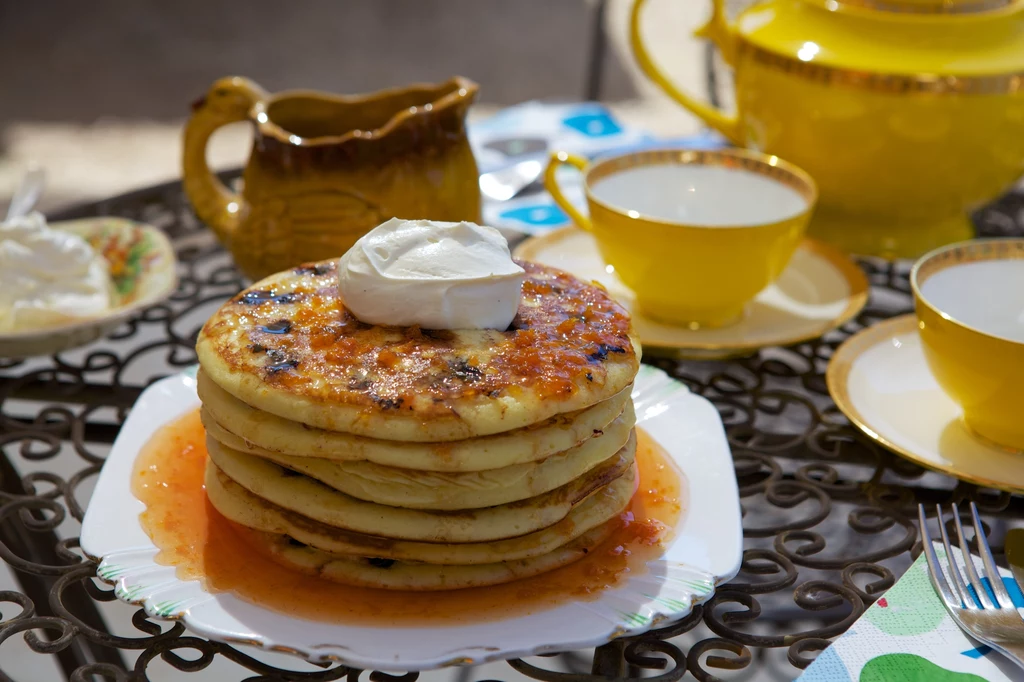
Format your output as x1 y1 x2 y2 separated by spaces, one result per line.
0 179 1021 680
686 638 751 681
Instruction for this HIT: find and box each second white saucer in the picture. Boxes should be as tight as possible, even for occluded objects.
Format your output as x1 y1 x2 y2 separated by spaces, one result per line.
827 314 1024 493
514 227 868 358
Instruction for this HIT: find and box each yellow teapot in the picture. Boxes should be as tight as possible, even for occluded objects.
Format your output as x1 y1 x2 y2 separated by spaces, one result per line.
631 0 1024 258
183 76 481 280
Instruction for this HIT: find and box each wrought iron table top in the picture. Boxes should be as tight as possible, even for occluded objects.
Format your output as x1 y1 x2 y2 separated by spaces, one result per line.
1 178 1023 682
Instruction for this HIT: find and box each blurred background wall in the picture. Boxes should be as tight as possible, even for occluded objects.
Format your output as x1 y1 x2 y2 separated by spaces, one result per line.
0 0 714 211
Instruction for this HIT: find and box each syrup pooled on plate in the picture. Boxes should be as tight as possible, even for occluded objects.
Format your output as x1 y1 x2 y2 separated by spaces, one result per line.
132 409 685 626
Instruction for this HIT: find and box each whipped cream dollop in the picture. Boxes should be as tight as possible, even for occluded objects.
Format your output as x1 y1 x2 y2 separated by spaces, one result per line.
337 218 525 330
0 212 112 333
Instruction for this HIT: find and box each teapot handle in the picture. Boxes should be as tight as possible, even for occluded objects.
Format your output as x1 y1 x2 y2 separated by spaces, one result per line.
182 77 267 245
629 0 741 144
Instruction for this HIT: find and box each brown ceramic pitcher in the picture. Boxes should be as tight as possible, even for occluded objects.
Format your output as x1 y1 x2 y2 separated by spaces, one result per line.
183 76 481 280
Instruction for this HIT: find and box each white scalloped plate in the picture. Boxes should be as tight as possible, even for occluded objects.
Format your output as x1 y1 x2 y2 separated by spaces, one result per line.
81 364 741 671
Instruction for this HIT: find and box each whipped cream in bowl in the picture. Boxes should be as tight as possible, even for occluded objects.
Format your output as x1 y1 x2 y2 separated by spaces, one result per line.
0 212 113 333
337 218 525 330
0 213 177 358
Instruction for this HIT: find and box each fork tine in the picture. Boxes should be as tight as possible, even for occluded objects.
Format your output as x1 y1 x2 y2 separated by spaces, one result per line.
919 504 959 609
970 501 1012 607
953 503 996 609
936 504 976 609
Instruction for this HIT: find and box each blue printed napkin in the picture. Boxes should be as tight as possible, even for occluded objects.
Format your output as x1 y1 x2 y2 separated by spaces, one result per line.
799 544 1024 681
467 101 726 234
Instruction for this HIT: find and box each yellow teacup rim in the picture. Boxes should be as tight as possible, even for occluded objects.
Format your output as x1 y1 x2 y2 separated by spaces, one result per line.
548 147 818 230
910 238 1024 345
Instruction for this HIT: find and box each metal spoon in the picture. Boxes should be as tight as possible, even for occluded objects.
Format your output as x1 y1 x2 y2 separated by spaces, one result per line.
6 167 47 221
479 155 546 202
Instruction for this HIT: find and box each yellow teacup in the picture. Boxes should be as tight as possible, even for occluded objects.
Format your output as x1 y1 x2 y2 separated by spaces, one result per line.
911 239 1024 452
544 148 817 328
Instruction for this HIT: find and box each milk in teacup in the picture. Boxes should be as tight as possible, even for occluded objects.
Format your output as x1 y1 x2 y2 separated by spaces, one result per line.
590 164 809 227
919 259 1024 343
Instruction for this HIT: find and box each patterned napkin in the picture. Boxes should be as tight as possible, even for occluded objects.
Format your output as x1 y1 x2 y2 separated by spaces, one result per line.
799 544 1024 681
467 101 725 234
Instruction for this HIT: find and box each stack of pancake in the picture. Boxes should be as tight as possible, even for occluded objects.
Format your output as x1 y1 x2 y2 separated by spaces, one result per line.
196 259 641 591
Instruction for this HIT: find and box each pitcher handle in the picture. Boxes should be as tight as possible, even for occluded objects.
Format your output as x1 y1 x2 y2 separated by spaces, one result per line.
544 152 593 231
182 76 267 244
629 0 741 144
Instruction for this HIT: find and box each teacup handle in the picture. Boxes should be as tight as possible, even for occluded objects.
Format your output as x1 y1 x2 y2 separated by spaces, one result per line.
543 152 592 232
182 76 267 245
629 0 741 144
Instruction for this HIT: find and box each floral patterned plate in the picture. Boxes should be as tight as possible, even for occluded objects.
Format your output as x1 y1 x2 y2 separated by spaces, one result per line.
81 364 742 671
0 217 177 357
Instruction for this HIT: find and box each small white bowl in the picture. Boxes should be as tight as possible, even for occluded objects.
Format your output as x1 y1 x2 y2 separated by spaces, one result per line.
0 217 177 358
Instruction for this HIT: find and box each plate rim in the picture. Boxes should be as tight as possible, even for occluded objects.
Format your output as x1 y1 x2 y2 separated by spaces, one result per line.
826 313 1024 494
81 364 742 670
513 226 869 353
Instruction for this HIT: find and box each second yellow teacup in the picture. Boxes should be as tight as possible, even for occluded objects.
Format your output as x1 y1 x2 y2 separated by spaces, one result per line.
544 148 816 329
912 239 1024 452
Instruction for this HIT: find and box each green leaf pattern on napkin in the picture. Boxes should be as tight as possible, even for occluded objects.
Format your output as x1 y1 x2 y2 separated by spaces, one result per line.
862 559 946 636
860 654 987 682
798 546 1022 682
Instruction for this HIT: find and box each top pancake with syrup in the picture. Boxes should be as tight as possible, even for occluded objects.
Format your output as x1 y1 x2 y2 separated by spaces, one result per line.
196 260 640 442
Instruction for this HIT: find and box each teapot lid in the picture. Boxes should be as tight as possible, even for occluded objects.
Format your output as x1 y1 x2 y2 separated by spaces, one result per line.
820 0 1020 13
738 0 1024 76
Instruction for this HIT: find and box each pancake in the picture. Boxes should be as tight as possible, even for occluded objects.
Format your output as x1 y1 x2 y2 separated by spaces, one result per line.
196 260 640 442
205 403 635 510
205 461 637 564
232 520 621 591
206 432 636 543
198 368 632 471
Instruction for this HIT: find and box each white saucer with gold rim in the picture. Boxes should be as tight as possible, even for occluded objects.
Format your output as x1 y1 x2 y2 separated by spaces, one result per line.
827 314 1024 493
513 227 868 358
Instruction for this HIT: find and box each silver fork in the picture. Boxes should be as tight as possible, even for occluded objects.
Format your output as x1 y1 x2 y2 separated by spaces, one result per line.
918 502 1024 669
